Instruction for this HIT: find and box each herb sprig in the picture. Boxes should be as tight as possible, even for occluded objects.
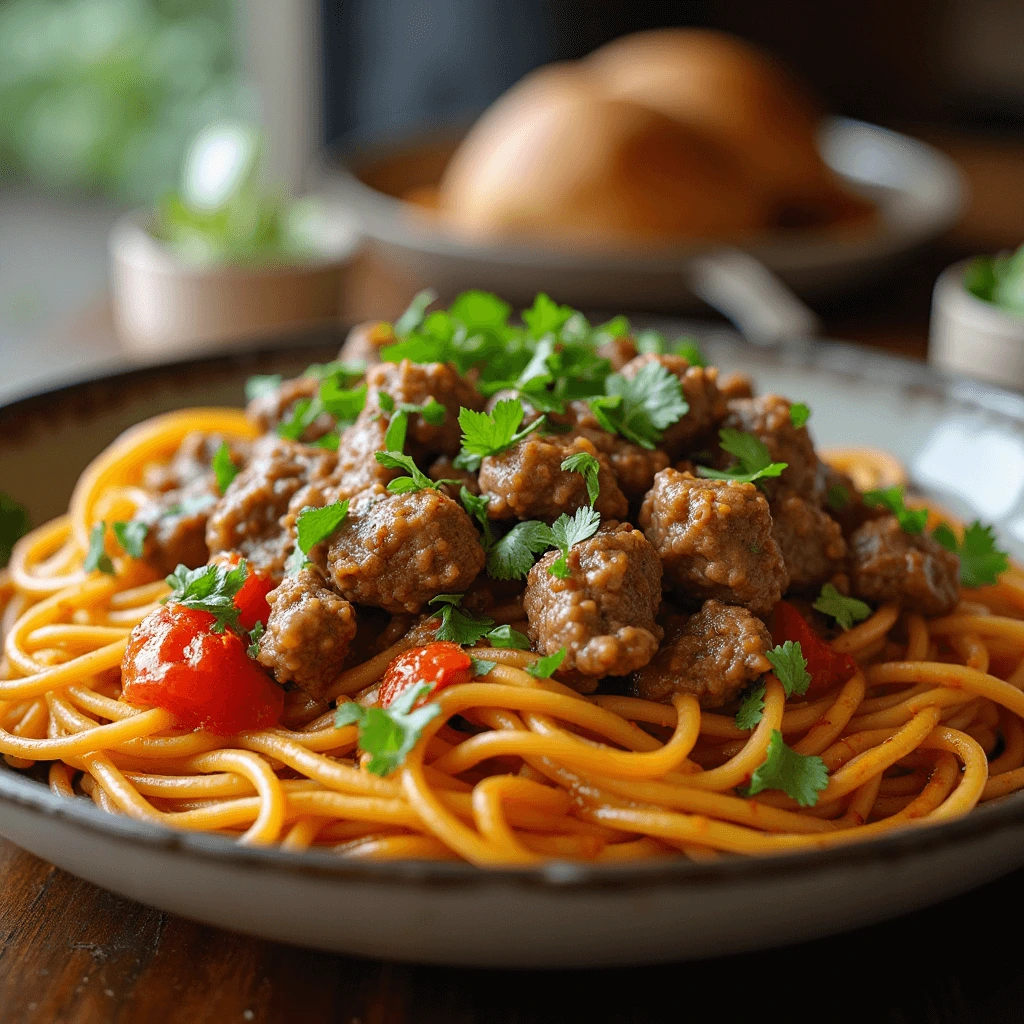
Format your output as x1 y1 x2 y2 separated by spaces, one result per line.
588 360 688 450
697 430 788 487
933 520 1010 589
813 583 872 631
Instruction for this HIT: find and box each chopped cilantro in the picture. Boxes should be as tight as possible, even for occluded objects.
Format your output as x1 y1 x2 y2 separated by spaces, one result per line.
522 292 575 339
459 487 493 548
429 593 496 646
394 289 437 337
456 400 545 470
591 315 630 343
375 450 453 495
319 379 367 426
470 657 497 677
560 452 601 506
286 501 350 574
634 331 708 367
276 397 322 442
0 492 30 568
697 429 788 486
84 521 115 575
383 409 409 453
547 506 601 579
789 403 810 428
813 583 872 630
303 360 366 383
863 485 928 535
164 560 248 633
486 520 555 580
311 432 340 451
765 641 811 697
675 340 708 368
588 360 688 450
112 520 148 560
212 441 239 494
933 520 1009 588
247 620 265 659
485 624 530 650
826 483 850 511
334 682 441 776
244 374 282 401
526 648 566 679
744 730 829 807
735 683 766 730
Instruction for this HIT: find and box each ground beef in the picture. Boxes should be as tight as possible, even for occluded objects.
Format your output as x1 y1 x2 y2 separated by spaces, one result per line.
257 567 357 700
205 437 338 578
428 455 480 498
364 359 483 457
717 372 754 402
141 432 247 493
771 492 847 593
848 515 960 616
597 336 639 370
722 394 819 498
478 432 628 522
325 486 486 613
332 415 399 498
245 375 334 441
619 353 726 457
523 522 663 687
633 600 772 708
337 321 395 366
572 420 671 503
818 464 880 537
639 469 787 615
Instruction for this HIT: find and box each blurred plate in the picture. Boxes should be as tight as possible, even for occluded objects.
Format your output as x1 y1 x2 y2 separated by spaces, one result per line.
319 117 966 310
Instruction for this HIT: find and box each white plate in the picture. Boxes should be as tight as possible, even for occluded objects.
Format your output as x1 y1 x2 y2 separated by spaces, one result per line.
1 333 1021 968
320 118 966 309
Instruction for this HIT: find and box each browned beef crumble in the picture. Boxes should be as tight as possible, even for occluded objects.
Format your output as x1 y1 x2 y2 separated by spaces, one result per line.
337 320 394 366
245 375 333 442
770 492 847 593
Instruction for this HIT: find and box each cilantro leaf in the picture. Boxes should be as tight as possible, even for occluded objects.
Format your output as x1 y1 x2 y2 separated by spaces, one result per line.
164 560 248 633
84 521 115 575
384 409 409 453
244 374 282 401
430 594 496 646
697 429 788 486
744 730 829 807
560 452 601 506
276 397 323 442
634 331 708 367
813 583 872 631
394 289 437 337
375 451 444 494
319 379 367 426
470 657 497 677
765 641 811 698
588 361 688 450
457 400 545 467
789 403 810 428
486 520 555 580
522 293 575 338
863 485 928 535
459 487 493 548
485 624 530 650
933 520 1009 588
212 441 239 495
675 340 708 368
0 492 30 568
526 648 566 679
287 501 350 574
247 620 265 659
311 432 340 451
112 520 148 560
303 360 366 383
334 682 442 776
735 682 766 730
547 506 601 578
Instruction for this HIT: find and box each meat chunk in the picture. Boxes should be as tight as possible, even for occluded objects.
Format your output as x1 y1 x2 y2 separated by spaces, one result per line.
633 600 772 708
428 454 480 498
332 415 399 498
326 486 486 613
722 395 819 498
639 469 787 615
818 464 880 537
848 515 960 616
597 335 638 370
245 375 333 441
717 372 754 402
523 522 663 687
478 433 628 522
205 437 338 578
572 419 670 503
257 567 357 700
364 359 483 457
337 320 394 366
141 431 245 493
771 492 847 593
619 353 725 457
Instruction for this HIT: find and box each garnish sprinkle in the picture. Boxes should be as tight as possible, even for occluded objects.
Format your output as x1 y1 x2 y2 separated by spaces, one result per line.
427 594 526 649
526 648 566 679
212 441 239 494
286 501 350 574
735 684 766 730
697 430 788 486
470 657 497 677
789 403 810 428
744 730 829 807
813 583 872 630
863 485 928 535
459 487 493 548
766 640 812 698
933 520 1010 588
247 621 265 660
112 520 148 560
486 520 555 580
485 624 531 650
84 522 115 576
455 400 545 471
375 450 455 495
164 560 248 634
561 452 601 506
588 360 688 450
547 506 601 579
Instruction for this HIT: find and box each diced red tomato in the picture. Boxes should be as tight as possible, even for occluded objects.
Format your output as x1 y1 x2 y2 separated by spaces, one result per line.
211 551 275 631
122 604 283 735
772 600 858 695
379 641 472 708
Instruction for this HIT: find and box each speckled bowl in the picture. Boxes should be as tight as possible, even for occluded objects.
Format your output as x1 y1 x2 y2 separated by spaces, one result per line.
3 330 1024 968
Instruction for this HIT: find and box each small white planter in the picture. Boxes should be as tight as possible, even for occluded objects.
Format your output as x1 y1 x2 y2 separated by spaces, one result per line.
930 258 1024 389
110 213 360 354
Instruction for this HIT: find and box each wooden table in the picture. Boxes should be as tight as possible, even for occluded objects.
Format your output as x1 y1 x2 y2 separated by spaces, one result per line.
5 135 1024 1024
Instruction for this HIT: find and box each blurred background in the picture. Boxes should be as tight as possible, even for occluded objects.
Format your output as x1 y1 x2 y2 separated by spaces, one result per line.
2 0 1024 397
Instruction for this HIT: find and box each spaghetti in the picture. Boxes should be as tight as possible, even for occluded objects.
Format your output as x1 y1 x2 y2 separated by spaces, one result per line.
2 405 1023 865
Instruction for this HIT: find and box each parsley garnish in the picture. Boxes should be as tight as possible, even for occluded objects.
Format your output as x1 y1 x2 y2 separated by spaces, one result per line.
303 360 366 383
0 492 30 568
547 506 602 579
247 620 265 659
427 594 525 649
455 400 545 471
735 684 766 730
375 450 455 495
766 641 811 697
276 397 323 442
486 520 555 580
634 331 708 367
790 403 810 428
697 429 788 486
560 452 601 506
84 521 115 575
164 560 248 633
485 624 530 649
470 657 497 677
459 487 493 548
526 648 566 679
112 520 148 559
744 730 829 807
588 360 688 450
394 289 437 337
813 583 872 630
826 483 850 511
334 682 441 777
932 520 1009 588
522 292 575 338
244 374 282 401
863 485 928 535
286 501 350 574
319 379 367 427
211 441 239 494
